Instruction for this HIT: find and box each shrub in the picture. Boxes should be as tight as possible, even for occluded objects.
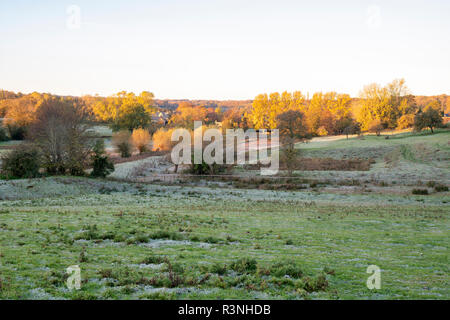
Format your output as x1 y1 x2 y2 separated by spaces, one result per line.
230 258 257 273
303 274 329 292
112 130 132 158
0 126 9 141
6 124 26 140
1 145 40 178
189 160 226 175
210 263 228 275
412 189 428 195
426 181 436 188
152 128 177 152
434 185 448 192
317 126 328 136
90 140 114 178
131 128 151 154
269 261 303 278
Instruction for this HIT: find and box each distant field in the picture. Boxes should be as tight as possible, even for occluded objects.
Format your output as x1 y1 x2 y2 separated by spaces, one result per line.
297 129 449 155
0 177 448 299
291 129 450 184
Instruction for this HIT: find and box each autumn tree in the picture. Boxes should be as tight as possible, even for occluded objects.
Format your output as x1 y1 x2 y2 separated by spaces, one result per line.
276 110 308 175
221 107 251 130
358 84 393 130
357 79 415 130
414 105 443 133
343 121 361 139
3 93 46 139
92 91 155 130
169 102 208 129
251 91 305 129
397 114 415 129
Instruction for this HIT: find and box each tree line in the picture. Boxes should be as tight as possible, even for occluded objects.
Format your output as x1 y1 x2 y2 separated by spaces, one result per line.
0 79 447 144
249 79 448 136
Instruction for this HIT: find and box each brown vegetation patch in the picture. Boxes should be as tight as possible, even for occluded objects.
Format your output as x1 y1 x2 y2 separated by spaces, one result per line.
245 157 374 171
109 151 167 165
287 157 374 171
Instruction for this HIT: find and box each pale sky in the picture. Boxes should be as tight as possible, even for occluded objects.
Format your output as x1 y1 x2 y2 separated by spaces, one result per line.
1 0 449 99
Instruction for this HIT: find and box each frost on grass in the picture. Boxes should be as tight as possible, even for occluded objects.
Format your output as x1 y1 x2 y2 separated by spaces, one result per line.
139 239 211 249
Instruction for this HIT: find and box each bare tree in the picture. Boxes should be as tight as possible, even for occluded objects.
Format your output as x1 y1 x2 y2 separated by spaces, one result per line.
30 98 92 175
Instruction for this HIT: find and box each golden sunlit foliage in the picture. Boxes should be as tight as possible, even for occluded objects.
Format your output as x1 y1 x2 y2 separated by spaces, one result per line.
169 102 209 129
91 91 155 130
92 91 154 121
250 91 354 135
152 128 179 151
249 79 441 135
357 79 418 130
131 128 151 154
251 91 305 129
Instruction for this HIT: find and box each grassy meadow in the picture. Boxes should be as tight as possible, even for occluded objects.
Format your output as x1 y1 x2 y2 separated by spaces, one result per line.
0 129 449 300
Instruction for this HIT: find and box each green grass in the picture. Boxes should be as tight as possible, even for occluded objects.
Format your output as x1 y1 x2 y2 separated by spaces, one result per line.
0 177 448 300
289 129 450 184
297 129 450 152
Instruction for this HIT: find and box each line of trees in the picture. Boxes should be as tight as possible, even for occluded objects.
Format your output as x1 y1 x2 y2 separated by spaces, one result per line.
0 79 447 145
248 79 446 135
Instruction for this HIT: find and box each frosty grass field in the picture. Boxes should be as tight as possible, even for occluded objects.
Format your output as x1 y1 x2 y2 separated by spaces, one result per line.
0 130 448 300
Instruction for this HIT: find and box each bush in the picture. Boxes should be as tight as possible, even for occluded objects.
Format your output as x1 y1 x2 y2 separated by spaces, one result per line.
317 126 328 136
269 261 303 278
131 128 151 154
152 128 177 152
189 159 225 175
1 145 40 178
412 189 428 195
0 126 9 142
6 124 26 140
90 140 114 178
434 185 448 192
112 131 132 158
230 258 257 273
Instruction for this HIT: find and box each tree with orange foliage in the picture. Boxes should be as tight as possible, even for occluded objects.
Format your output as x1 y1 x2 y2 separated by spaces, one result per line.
131 128 151 154
169 102 208 129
